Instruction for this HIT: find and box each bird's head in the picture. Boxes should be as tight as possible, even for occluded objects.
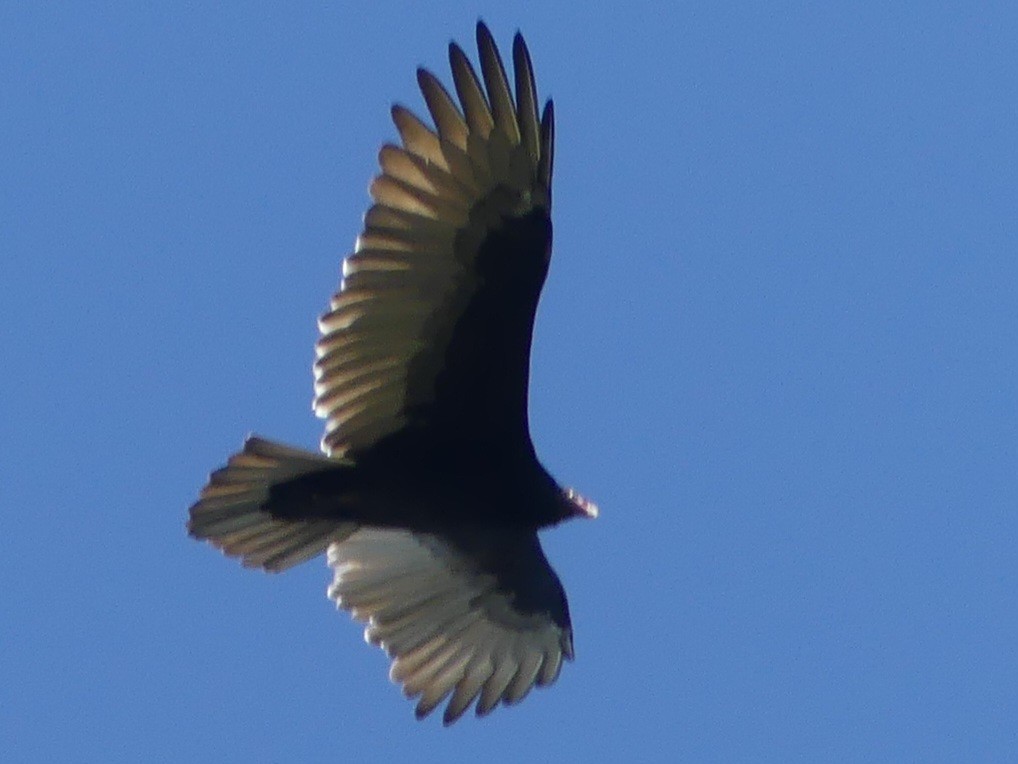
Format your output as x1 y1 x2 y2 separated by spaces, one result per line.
561 486 599 520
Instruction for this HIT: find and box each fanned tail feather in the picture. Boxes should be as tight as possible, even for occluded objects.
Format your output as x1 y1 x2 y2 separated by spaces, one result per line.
188 436 356 572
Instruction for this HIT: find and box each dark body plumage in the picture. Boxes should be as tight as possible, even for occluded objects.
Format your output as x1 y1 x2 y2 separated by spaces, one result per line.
266 436 562 529
188 23 596 725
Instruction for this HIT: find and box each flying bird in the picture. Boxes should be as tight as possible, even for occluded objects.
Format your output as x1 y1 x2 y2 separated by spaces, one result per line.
188 22 597 725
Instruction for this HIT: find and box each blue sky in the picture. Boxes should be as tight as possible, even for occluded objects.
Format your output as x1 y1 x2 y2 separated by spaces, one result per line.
4 3 1017 761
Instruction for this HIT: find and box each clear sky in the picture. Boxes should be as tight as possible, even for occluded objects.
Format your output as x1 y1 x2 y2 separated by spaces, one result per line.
4 3 1016 761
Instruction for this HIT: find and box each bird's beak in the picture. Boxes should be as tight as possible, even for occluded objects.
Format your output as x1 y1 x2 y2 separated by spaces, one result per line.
565 487 599 519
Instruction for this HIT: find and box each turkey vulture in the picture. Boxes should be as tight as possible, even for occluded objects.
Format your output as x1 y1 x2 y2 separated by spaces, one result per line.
188 22 597 725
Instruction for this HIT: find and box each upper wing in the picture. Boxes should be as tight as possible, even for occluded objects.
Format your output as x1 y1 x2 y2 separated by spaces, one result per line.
327 527 573 724
314 23 555 457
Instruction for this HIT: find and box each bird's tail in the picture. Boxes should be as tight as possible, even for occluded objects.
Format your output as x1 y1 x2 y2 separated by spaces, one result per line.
188 436 357 572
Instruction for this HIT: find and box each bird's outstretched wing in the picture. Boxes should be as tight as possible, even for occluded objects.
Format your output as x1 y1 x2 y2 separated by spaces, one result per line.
328 527 572 724
314 23 555 457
